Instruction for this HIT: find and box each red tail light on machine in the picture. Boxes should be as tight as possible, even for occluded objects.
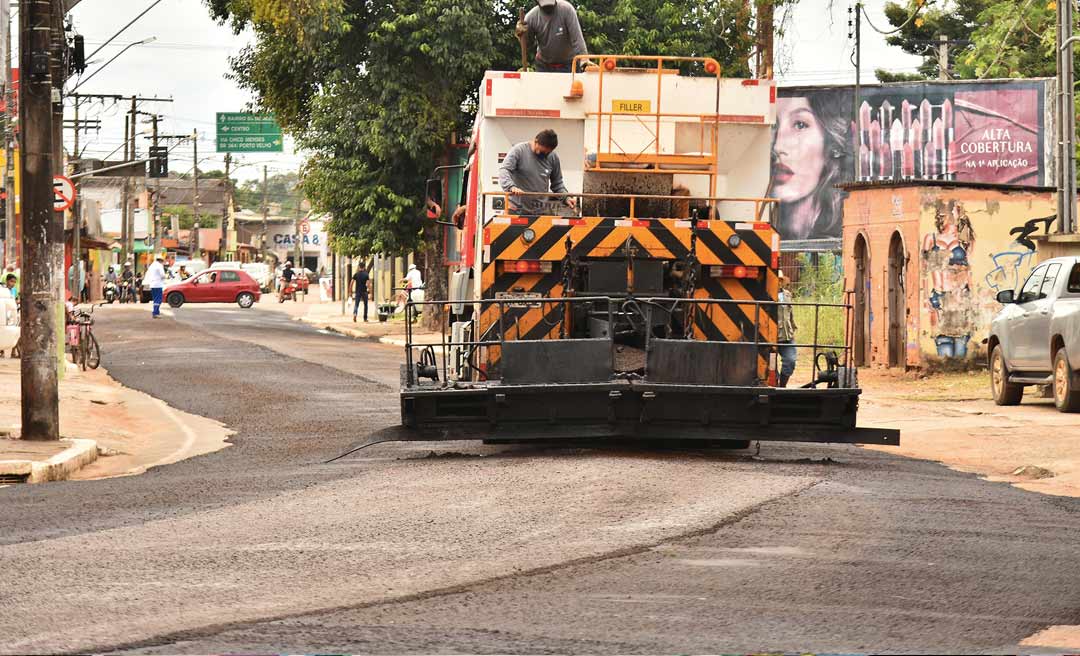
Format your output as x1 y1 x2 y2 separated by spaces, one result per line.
709 265 762 279
500 260 553 274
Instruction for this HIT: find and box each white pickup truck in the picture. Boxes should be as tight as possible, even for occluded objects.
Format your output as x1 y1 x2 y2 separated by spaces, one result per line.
988 256 1080 412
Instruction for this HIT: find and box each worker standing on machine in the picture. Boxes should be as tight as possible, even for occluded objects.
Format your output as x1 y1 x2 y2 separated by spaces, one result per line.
515 0 588 73
499 129 577 216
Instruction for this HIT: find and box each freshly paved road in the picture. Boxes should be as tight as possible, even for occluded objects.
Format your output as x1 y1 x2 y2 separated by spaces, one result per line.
2 301 1079 654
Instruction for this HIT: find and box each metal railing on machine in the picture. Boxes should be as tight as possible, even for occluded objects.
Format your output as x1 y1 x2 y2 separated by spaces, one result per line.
484 191 777 223
402 294 854 388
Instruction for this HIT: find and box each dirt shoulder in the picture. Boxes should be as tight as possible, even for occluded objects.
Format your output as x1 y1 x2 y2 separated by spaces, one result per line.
858 368 1080 498
0 359 232 480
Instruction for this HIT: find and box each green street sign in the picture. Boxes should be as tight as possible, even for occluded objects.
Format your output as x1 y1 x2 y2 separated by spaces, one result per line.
216 112 283 153
217 134 284 152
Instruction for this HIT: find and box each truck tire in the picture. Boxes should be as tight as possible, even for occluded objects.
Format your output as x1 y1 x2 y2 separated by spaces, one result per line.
1053 348 1080 412
991 345 1023 406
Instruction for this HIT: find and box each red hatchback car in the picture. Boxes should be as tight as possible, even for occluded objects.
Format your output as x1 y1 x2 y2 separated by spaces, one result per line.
165 269 261 309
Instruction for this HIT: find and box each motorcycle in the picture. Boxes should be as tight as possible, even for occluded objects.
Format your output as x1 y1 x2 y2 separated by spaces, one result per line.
278 277 298 303
103 280 118 304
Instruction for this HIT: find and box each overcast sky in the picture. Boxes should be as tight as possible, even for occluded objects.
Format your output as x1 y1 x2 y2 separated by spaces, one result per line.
60 0 923 183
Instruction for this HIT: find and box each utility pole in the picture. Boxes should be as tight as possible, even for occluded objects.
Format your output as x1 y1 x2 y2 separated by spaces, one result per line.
260 164 268 259
218 152 230 260
71 96 79 285
849 2 862 180
19 0 59 440
755 0 774 79
120 113 129 266
127 95 136 263
1057 0 1077 234
937 34 949 80
192 127 199 257
3 0 15 269
150 113 160 251
294 203 302 277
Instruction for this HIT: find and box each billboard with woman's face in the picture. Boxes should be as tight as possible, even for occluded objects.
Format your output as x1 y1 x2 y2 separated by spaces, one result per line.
771 79 1050 243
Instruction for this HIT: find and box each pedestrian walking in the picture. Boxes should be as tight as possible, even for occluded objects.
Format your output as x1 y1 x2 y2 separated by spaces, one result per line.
777 269 798 387
145 254 167 318
349 262 370 322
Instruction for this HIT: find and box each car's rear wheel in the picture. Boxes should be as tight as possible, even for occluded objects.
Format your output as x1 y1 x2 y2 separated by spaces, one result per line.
236 292 255 309
1053 348 1080 412
991 344 1023 405
166 292 185 308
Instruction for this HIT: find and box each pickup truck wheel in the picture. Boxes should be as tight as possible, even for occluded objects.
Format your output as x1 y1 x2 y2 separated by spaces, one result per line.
1053 348 1080 412
991 345 1023 405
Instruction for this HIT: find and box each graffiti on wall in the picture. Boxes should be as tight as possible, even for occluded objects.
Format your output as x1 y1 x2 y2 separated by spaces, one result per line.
984 214 1055 294
773 79 1049 243
919 194 1055 361
922 200 978 359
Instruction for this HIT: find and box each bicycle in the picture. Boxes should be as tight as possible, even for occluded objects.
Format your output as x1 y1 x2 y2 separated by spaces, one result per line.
68 305 101 371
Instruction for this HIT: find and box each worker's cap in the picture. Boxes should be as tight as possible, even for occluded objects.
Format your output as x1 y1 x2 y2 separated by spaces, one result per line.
408 263 417 270
538 0 556 7
777 269 787 281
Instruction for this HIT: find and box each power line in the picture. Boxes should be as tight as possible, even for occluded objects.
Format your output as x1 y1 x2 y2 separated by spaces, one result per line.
859 0 926 36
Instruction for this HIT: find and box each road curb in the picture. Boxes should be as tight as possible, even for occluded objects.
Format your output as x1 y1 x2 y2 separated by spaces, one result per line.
0 438 99 483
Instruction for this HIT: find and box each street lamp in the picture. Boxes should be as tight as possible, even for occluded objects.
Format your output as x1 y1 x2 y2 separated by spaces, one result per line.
68 37 157 93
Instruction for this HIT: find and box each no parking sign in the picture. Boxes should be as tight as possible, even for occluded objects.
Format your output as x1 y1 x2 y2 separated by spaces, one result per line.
53 175 76 212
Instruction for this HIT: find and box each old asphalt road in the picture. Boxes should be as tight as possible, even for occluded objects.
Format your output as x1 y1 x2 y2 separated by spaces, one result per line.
1 303 1079 654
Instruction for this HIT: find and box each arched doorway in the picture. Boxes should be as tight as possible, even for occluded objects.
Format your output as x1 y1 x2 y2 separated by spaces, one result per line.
887 231 907 368
852 234 869 367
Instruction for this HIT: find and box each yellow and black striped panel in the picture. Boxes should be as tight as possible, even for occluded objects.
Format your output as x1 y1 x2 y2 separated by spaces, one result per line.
484 217 774 266
480 215 779 376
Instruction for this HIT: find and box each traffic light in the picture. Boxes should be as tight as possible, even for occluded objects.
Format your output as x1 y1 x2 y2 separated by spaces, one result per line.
70 35 86 74
149 146 168 178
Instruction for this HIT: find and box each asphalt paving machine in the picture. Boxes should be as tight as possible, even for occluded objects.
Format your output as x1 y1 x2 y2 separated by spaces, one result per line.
381 55 898 450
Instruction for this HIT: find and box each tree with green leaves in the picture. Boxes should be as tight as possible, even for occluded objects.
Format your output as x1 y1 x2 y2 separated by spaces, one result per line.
233 171 302 214
877 0 1065 81
206 0 785 323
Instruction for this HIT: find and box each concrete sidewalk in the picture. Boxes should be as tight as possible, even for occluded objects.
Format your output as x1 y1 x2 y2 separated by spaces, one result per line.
0 358 232 483
286 297 441 346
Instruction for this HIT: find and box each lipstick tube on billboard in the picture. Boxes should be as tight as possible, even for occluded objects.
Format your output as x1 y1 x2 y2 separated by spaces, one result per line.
860 101 871 148
932 118 945 179
860 144 870 181
901 99 912 139
903 141 914 178
880 140 890 180
890 119 903 180
919 99 931 142
911 118 923 178
869 120 881 180
948 139 958 180
942 99 954 141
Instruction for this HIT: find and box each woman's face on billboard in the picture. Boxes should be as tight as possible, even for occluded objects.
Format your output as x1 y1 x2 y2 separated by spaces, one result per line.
772 97 826 203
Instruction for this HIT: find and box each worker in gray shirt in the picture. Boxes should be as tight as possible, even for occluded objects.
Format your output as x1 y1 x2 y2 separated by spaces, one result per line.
499 129 578 216
515 0 588 72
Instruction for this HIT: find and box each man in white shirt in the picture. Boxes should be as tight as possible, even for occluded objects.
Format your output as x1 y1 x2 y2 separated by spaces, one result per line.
396 263 425 307
144 254 167 318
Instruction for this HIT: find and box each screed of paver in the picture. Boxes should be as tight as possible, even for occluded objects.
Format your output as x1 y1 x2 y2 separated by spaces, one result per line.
0 457 816 653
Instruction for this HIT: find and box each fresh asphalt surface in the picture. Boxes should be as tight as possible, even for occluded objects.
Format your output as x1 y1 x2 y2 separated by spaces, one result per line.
2 301 1080 654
